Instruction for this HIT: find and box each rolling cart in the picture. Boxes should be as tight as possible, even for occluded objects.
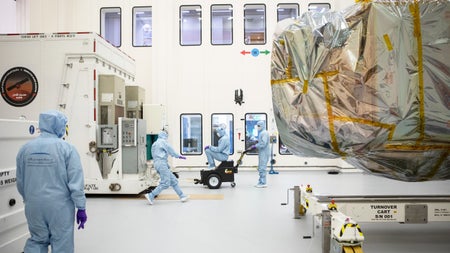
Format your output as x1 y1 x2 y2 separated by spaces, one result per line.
194 149 249 189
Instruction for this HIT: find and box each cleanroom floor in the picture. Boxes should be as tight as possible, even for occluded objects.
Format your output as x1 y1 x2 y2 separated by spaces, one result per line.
74 170 450 253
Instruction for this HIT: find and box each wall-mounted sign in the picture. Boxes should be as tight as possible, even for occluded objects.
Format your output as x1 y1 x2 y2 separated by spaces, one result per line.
240 48 270 57
1 67 38 107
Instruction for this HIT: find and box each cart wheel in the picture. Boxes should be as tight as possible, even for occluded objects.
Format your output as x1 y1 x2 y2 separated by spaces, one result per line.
207 174 222 189
231 182 236 187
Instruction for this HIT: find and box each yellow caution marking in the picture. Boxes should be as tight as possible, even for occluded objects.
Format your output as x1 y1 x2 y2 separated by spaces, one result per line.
339 223 364 238
299 204 306 215
328 199 337 211
354 246 364 253
343 246 364 253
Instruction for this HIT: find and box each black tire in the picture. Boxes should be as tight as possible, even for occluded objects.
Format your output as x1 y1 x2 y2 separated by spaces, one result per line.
231 182 236 187
207 174 222 189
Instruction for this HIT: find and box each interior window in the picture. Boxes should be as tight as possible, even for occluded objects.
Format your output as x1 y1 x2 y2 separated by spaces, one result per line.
244 4 266 45
133 6 152 47
211 5 233 45
100 7 121 47
244 113 267 155
277 3 299 22
308 3 331 12
180 114 202 155
180 5 202 46
211 113 234 155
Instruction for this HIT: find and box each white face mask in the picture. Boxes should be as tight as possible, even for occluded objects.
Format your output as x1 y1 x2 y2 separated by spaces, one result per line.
256 125 262 131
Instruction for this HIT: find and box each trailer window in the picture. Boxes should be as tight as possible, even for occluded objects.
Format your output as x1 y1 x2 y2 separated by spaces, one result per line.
100 7 121 47
180 5 202 46
244 4 266 45
181 114 202 155
308 3 331 12
211 114 234 155
244 113 267 155
133 6 152 47
277 4 299 22
211 5 233 45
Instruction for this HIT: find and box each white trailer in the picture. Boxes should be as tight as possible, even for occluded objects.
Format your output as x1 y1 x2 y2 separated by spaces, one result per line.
0 32 161 252
0 32 159 194
0 119 36 252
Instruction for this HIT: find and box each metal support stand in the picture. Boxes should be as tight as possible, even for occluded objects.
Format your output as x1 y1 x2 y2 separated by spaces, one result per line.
322 210 331 253
294 185 302 219
269 135 279 174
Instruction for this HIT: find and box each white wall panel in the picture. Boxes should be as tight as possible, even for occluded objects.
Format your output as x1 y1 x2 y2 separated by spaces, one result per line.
0 0 16 33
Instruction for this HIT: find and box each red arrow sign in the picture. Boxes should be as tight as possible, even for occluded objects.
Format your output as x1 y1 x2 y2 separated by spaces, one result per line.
240 50 250 55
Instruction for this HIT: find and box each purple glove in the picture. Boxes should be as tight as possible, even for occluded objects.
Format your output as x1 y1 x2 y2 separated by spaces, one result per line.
251 145 257 150
76 209 87 230
178 155 187 160
204 145 210 150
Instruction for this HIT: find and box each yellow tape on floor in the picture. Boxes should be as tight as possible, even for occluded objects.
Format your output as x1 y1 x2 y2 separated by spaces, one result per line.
154 194 224 200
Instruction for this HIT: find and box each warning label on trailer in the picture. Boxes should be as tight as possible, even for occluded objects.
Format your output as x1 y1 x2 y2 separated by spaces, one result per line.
370 204 399 221
0 169 17 188
433 208 450 217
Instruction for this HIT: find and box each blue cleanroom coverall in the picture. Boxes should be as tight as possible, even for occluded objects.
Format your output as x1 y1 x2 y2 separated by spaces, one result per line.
254 120 270 186
146 131 187 203
205 127 230 169
16 110 87 253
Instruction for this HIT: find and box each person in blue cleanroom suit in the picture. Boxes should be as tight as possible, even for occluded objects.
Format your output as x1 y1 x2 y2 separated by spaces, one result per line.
16 110 87 253
145 130 188 205
251 120 270 188
204 127 230 169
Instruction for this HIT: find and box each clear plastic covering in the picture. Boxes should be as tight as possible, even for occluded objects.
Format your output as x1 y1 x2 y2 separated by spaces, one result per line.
271 0 449 181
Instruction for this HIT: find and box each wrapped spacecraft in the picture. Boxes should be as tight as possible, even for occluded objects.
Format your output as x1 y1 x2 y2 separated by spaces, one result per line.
271 0 449 181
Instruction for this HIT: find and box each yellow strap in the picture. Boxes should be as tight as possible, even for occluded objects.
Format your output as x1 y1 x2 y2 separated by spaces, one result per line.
409 1 425 143
302 79 309 94
317 71 345 156
383 34 393 51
